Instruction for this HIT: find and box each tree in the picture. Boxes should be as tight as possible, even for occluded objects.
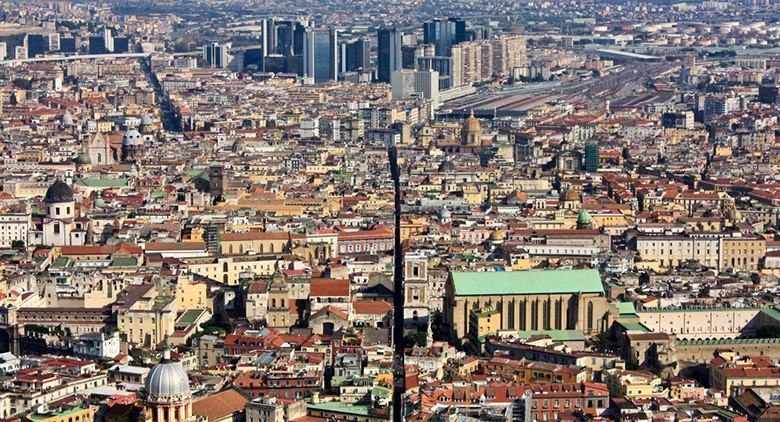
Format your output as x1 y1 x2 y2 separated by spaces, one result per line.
404 331 427 348
10 240 24 248
605 373 627 398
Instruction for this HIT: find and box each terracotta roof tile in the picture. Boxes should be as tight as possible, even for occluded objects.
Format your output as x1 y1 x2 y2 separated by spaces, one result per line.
353 300 392 315
309 278 349 297
191 388 249 420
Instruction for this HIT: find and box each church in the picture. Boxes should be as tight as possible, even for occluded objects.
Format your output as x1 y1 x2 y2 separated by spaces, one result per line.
75 129 150 168
75 132 118 166
436 112 486 155
39 180 87 246
142 347 195 421
444 269 615 346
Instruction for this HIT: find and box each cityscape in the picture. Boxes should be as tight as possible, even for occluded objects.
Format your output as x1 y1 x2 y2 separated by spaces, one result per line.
3 0 780 421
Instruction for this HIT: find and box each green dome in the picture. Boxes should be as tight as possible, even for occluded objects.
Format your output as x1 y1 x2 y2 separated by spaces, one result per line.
93 198 106 208
577 209 592 223
75 153 91 165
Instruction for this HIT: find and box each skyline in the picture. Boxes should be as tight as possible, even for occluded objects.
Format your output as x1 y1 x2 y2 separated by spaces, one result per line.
0 0 779 421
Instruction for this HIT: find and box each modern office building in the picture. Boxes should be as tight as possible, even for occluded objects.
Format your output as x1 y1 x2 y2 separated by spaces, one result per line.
303 27 338 83
417 56 457 89
661 111 694 130
401 45 424 69
260 18 275 57
703 96 740 121
584 143 600 172
26 34 48 57
60 37 77 53
88 36 106 54
103 28 114 53
391 69 440 107
377 27 402 83
423 17 467 56
340 38 369 74
113 36 129 54
203 42 231 68
263 18 308 56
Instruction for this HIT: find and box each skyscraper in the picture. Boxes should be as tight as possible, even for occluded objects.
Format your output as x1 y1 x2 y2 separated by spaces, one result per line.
340 38 369 74
273 19 308 56
260 18 275 57
88 36 106 54
26 34 48 57
417 56 454 90
103 28 114 53
423 18 467 56
304 27 338 83
60 37 77 53
259 18 310 72
401 45 423 69
203 42 231 68
391 69 440 107
377 27 401 83
113 36 129 53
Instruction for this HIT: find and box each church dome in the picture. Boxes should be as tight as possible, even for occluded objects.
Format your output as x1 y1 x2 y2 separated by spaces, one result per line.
74 153 91 165
145 353 191 404
560 189 580 203
44 180 74 203
577 209 592 223
93 198 106 208
463 114 481 133
140 114 153 126
489 230 505 241
123 129 144 146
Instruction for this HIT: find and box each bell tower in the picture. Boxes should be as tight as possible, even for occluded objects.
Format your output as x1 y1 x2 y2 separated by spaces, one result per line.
403 253 429 327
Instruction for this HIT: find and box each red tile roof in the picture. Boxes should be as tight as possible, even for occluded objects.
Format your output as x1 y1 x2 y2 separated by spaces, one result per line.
191 388 249 421
309 278 349 297
311 305 349 321
353 300 392 315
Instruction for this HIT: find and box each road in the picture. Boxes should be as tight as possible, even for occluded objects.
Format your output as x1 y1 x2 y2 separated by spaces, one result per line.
140 57 181 132
0 51 201 66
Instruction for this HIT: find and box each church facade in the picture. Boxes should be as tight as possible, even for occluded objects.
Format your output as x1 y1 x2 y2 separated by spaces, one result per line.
444 269 614 345
40 180 87 246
